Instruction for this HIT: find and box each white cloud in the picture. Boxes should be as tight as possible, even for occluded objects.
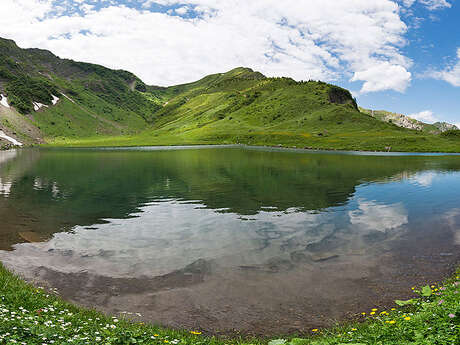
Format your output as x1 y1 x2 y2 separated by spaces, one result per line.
401 0 451 10
408 110 439 123
0 0 416 93
429 48 460 87
174 6 189 15
419 0 451 10
351 62 411 94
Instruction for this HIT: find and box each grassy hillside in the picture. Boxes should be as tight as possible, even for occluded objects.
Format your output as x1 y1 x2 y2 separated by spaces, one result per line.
1 37 459 152
52 68 460 152
0 37 157 144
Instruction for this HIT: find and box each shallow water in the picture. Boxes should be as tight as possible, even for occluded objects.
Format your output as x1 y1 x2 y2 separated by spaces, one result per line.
1 147 459 335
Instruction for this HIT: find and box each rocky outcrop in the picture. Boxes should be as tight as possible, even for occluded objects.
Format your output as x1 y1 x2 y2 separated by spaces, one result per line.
362 108 458 133
433 122 459 132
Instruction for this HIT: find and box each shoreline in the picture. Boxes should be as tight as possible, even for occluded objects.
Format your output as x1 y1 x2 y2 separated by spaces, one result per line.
37 142 460 155
0 262 458 344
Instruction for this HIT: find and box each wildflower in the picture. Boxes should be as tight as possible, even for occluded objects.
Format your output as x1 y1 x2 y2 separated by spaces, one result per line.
351 328 357 331
448 314 455 318
438 300 444 305
391 308 396 311
312 329 318 332
361 312 366 315
389 320 396 324
190 331 202 335
371 308 378 311
370 312 376 315
404 317 411 321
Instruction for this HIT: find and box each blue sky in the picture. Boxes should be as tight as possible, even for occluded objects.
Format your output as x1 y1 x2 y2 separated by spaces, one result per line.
0 0 459 126
354 1 460 125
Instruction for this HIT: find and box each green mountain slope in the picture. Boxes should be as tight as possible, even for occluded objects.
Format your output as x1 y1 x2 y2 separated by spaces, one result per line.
0 37 158 145
0 37 459 152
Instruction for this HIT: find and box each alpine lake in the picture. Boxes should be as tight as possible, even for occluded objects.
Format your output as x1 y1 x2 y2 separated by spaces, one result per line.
0 146 459 336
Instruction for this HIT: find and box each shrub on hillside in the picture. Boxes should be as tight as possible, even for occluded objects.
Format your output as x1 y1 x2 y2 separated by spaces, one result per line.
441 129 460 139
6 75 59 113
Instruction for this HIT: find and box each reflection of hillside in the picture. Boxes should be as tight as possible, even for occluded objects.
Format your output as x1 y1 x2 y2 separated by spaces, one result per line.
0 149 42 249
1 148 460 250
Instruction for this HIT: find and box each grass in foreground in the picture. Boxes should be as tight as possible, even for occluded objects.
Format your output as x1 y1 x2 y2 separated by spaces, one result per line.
1 264 459 345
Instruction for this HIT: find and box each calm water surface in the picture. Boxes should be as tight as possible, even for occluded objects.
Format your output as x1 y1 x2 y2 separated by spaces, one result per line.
0 147 459 335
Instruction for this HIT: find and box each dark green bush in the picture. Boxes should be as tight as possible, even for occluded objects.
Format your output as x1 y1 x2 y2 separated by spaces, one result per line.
441 130 460 139
6 75 59 113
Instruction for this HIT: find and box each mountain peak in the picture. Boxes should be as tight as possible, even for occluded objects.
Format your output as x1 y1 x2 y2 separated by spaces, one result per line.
223 67 266 80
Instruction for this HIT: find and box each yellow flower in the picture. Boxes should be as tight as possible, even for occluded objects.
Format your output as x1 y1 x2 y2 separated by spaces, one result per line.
164 341 169 343
389 320 396 324
361 312 366 315
312 329 319 332
190 331 202 335
154 334 159 337
404 317 411 321
391 308 396 311
351 328 357 331
431 285 435 288
371 308 378 311
411 287 415 290
370 312 376 315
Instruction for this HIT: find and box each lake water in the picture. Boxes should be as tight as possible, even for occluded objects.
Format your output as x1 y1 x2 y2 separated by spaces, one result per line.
0 147 459 336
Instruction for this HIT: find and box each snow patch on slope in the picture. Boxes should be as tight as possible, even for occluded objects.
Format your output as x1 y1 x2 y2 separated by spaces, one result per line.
62 93 75 103
0 94 10 108
0 130 23 146
51 94 60 105
33 102 48 111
